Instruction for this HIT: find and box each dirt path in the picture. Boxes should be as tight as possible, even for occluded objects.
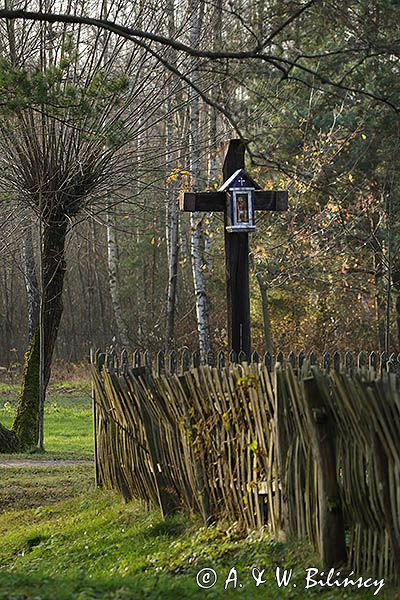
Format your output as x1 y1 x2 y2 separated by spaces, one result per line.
0 458 93 468
0 456 95 512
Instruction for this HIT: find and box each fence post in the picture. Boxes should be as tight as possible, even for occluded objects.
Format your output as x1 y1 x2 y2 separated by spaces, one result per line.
302 374 347 568
91 348 101 488
273 367 290 535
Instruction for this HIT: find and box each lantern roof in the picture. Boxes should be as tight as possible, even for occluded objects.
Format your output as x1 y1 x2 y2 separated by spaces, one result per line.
218 168 262 192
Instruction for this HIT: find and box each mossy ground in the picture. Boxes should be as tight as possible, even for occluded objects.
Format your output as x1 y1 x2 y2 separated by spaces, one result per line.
0 377 398 599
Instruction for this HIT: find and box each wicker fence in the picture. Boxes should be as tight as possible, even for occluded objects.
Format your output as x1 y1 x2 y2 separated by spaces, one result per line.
91 350 400 583
99 347 400 377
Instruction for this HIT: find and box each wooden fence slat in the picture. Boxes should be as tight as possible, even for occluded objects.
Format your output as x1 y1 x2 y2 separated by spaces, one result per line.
169 350 178 375
370 351 377 371
264 351 272 371
333 351 340 372
157 351 165 377
133 350 142 368
217 349 226 369
345 351 354 372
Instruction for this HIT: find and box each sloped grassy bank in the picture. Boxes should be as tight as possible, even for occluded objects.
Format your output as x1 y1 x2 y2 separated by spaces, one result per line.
0 482 398 600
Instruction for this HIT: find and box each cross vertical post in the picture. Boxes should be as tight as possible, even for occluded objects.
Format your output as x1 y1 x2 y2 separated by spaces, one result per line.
222 139 251 356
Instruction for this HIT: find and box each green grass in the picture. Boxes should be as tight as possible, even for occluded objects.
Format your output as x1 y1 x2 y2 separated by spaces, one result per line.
0 376 398 599
0 487 397 600
0 379 93 459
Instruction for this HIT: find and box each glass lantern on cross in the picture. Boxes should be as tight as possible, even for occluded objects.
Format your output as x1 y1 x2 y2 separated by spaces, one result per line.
219 169 261 233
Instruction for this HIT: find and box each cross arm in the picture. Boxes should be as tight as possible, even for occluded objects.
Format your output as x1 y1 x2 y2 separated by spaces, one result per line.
255 190 288 211
180 192 226 212
180 190 288 213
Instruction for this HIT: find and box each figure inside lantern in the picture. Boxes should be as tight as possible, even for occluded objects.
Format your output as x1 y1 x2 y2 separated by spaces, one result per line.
236 193 249 223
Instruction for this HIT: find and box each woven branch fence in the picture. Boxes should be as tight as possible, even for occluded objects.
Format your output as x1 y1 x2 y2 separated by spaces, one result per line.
91 350 400 583
98 347 400 377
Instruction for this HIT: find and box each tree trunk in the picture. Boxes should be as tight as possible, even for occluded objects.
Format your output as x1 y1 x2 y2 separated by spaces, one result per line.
164 0 180 352
256 269 273 354
374 249 386 352
165 184 180 351
0 421 20 452
91 218 108 349
392 264 400 350
0 215 68 452
189 0 210 360
12 331 41 449
106 204 130 348
21 225 39 341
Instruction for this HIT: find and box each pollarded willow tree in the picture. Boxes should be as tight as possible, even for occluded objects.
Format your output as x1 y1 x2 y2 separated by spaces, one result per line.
0 0 187 451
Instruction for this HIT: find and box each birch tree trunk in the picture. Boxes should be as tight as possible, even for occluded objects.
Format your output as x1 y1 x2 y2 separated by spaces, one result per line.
208 0 222 185
106 205 130 348
102 0 129 350
164 0 180 351
189 0 210 360
165 179 180 350
21 224 39 342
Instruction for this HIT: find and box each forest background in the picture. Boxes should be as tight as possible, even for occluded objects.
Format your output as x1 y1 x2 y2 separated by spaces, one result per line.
0 0 399 371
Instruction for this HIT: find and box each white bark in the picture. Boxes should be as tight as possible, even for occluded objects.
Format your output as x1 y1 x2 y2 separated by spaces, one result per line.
203 0 222 276
189 0 210 360
165 182 180 350
106 205 130 348
164 0 180 351
21 223 39 341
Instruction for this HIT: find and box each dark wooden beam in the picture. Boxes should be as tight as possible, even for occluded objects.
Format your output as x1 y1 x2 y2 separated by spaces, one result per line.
180 191 226 212
222 139 251 357
181 190 288 213
255 190 288 211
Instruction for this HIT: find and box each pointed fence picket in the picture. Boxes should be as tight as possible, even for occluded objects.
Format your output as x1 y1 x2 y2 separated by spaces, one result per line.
95 348 400 378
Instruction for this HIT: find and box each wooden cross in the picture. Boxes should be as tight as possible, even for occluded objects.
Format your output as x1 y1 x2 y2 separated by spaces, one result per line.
180 139 288 356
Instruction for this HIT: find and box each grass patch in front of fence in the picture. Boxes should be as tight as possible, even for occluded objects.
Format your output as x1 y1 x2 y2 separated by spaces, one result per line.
0 379 93 459
0 485 398 599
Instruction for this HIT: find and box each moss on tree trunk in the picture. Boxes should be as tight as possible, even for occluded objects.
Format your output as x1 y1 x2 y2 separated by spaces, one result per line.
0 421 21 452
12 332 40 449
0 215 68 453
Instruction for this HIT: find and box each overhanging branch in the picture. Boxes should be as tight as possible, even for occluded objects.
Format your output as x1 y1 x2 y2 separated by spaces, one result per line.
0 7 397 113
